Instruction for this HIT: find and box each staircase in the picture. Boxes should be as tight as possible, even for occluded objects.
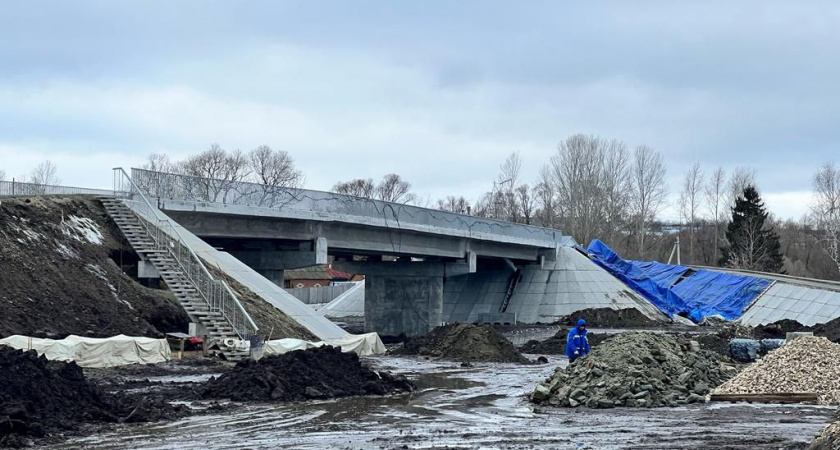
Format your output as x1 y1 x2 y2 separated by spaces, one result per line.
100 197 252 360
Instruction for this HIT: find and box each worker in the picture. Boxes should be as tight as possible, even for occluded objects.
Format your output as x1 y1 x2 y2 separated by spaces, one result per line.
565 318 590 363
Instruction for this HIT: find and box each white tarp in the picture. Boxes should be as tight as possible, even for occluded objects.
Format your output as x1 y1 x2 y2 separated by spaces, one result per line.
264 332 385 357
0 334 171 368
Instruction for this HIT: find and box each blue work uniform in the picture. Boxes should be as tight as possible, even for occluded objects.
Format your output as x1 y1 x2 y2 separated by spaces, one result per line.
565 318 590 362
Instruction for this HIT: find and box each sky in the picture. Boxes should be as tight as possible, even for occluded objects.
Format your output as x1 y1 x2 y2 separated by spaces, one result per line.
1 1 838 221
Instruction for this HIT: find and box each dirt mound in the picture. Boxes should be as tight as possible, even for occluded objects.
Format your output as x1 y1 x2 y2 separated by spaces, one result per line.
520 331 611 355
0 196 189 339
751 318 840 344
531 332 739 408
211 269 317 341
395 323 532 363
0 346 186 446
714 336 840 405
554 308 661 328
200 346 414 402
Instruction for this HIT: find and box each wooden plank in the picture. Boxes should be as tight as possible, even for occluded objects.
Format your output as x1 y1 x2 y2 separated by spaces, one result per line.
710 393 819 404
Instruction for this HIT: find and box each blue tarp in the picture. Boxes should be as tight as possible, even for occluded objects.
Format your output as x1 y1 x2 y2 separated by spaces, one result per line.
586 240 772 322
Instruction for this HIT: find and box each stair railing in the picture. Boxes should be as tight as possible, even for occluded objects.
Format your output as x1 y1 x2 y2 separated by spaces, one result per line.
112 168 258 340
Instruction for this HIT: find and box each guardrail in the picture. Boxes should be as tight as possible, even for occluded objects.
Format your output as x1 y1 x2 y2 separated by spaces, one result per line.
113 168 258 340
130 167 571 247
0 180 115 197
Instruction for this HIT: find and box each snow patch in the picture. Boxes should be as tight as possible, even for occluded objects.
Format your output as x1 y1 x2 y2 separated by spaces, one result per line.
55 241 78 259
62 215 104 245
85 264 134 310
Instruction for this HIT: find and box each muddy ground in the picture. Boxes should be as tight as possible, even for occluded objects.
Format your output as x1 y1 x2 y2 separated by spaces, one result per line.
35 355 835 450
0 196 189 338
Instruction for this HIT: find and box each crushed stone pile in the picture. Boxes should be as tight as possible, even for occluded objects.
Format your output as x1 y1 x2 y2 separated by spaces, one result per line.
714 336 840 405
530 332 738 408
395 323 532 363
200 346 414 402
810 413 840 450
0 346 185 447
520 331 611 355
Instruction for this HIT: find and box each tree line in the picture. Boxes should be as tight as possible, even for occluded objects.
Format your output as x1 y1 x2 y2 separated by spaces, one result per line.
7 138 838 280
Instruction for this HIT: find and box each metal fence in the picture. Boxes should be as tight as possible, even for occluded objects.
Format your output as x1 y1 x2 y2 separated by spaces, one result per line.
0 180 115 197
113 168 258 340
130 167 571 247
284 284 355 305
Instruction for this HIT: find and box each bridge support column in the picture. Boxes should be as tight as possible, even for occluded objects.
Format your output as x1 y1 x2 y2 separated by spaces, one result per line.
230 238 328 287
334 260 473 337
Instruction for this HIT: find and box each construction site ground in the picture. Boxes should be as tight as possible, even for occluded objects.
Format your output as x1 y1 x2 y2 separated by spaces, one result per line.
33 354 835 450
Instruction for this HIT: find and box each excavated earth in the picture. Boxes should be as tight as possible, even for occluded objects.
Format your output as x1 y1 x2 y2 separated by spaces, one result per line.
810 411 840 450
200 346 414 402
0 196 188 338
553 307 664 328
0 346 187 448
531 332 739 408
395 323 533 363
753 318 840 343
520 330 612 354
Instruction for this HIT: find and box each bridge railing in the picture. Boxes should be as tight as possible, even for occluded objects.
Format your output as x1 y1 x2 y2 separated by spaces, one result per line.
113 168 259 341
130 167 571 247
0 180 115 197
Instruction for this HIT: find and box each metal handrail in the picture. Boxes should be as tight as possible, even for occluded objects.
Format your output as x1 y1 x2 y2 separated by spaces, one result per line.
112 168 258 340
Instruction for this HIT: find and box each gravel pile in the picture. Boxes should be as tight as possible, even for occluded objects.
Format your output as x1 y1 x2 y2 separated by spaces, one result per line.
530 332 738 408
395 323 531 363
201 346 414 402
714 336 840 405
810 415 840 450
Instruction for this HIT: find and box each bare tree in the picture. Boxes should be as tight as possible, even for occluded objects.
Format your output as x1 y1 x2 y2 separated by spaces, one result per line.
179 144 251 202
601 139 632 246
437 196 471 214
142 153 174 173
29 160 60 189
630 145 668 258
705 166 726 265
680 162 704 263
533 166 558 228
516 184 535 225
376 173 416 203
332 178 375 198
726 166 756 210
812 162 840 275
549 134 608 245
0 168 6 182
248 146 304 189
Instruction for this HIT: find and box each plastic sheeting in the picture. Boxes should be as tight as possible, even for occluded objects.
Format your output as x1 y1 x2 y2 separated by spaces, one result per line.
0 334 171 367
587 240 771 322
264 332 385 357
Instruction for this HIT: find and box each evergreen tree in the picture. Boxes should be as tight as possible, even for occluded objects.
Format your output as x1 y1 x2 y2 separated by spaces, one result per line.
720 185 783 272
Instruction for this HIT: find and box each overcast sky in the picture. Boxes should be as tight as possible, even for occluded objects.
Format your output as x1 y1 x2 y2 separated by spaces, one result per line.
1 1 838 221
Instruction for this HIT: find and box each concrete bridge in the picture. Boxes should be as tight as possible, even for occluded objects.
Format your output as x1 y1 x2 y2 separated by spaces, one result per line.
130 168 659 336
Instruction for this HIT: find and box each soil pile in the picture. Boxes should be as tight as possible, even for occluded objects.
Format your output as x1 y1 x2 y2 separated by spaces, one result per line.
395 323 532 363
201 346 414 402
0 346 185 446
753 318 840 343
210 268 317 341
0 196 189 338
520 331 611 355
554 308 661 328
530 332 738 408
714 336 840 404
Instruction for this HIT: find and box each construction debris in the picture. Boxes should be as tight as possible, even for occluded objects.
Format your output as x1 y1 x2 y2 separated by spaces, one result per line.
200 346 414 402
395 323 532 363
530 332 738 408
714 336 840 405
0 346 185 447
